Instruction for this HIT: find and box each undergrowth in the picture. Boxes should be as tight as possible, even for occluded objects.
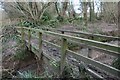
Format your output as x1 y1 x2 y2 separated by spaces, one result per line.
112 58 120 70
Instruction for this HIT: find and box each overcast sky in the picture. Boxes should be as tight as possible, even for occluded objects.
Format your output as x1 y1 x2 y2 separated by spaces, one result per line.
0 2 2 11
0 0 100 13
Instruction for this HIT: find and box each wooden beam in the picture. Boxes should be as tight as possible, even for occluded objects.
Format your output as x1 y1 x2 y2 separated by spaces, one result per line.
58 30 119 40
17 29 120 57
38 32 42 59
21 27 25 48
67 50 120 78
45 31 120 53
20 27 119 53
28 29 31 50
60 38 67 76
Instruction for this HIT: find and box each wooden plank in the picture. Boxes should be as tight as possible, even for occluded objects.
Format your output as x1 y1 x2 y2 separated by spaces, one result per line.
68 40 120 57
57 30 119 40
67 50 120 78
45 31 120 53
33 27 119 40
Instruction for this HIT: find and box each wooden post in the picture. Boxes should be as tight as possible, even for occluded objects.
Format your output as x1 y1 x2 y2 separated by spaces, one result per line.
38 32 42 59
61 31 64 34
46 29 49 31
21 27 25 48
28 29 31 50
88 36 93 58
60 38 67 76
88 48 92 58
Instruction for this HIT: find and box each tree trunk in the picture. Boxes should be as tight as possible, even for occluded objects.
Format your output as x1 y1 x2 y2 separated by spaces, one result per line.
89 2 92 21
62 2 68 17
118 1 120 38
83 2 88 26
92 1 95 20
71 2 76 18
55 2 60 16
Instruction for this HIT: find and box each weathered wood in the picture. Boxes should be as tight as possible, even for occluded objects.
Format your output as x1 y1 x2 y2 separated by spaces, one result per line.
29 37 120 78
61 31 64 34
60 38 67 76
17 28 120 55
88 36 93 58
25 35 120 78
21 27 25 48
20 31 120 57
28 29 31 50
28 39 103 79
37 27 119 40
45 31 119 53
88 48 92 58
38 32 42 59
18 28 120 57
68 40 120 57
19 31 120 57
57 29 119 40
16 27 120 78
67 50 120 78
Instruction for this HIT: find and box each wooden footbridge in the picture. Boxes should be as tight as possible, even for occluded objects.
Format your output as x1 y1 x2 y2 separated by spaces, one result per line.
16 26 120 79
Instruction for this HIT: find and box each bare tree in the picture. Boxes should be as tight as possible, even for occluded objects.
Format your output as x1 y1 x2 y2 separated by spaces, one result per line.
89 1 94 21
55 2 61 16
1 2 53 25
62 2 68 17
102 2 118 23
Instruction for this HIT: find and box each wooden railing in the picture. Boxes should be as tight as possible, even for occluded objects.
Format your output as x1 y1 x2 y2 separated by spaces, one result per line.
16 27 120 78
41 27 119 41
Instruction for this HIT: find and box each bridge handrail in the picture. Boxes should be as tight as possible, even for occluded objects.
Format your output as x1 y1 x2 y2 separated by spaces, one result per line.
16 27 120 78
41 27 119 40
18 27 120 53
17 29 119 57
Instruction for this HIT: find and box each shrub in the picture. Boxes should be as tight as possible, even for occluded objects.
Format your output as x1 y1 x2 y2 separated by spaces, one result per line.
48 20 59 28
56 15 64 22
112 58 120 70
42 11 52 22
